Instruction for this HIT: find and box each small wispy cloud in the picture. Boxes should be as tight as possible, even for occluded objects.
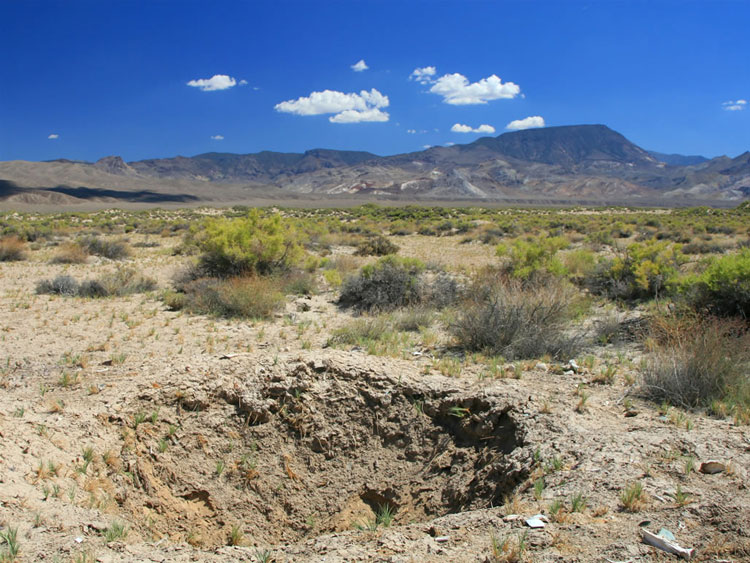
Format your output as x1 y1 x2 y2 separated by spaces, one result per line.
407 129 417 134
210 135 224 140
723 99 747 111
451 123 495 134
506 115 545 131
351 59 369 72
409 66 436 85
47 134 59 139
274 88 389 123
187 74 238 91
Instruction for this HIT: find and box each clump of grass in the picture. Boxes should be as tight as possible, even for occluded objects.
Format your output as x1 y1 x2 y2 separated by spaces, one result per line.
0 236 27 261
0 526 19 561
570 492 587 513
641 313 750 409
620 481 648 512
228 524 244 546
103 521 128 542
489 530 528 563
451 272 581 360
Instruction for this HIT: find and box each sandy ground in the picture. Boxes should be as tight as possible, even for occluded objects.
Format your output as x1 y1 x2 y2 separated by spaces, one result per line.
0 235 749 562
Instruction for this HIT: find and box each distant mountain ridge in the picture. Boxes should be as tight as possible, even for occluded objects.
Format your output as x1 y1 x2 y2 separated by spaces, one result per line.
2 124 749 207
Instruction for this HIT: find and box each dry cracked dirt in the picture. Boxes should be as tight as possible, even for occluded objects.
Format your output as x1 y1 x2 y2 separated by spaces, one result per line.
1 234 749 562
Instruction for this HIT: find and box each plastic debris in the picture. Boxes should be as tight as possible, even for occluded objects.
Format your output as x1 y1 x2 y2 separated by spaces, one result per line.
657 528 675 541
525 514 549 528
641 528 694 559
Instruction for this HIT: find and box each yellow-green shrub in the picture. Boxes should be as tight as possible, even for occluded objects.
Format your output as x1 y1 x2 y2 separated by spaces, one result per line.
198 211 303 277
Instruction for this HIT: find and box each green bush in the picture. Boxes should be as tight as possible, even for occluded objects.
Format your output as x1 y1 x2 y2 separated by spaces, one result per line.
688 249 750 318
588 240 685 300
496 236 569 280
355 235 399 256
338 256 425 312
198 211 303 277
451 273 581 360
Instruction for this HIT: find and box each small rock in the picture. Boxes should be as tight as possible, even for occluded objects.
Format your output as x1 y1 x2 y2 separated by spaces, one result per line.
535 362 548 372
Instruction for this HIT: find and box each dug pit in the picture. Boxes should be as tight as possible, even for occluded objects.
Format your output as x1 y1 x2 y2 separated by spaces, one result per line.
111 353 533 547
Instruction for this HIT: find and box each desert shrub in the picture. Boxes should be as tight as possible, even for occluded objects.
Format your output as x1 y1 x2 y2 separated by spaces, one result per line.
197 211 303 277
563 249 597 283
496 236 569 280
390 308 435 332
641 313 750 409
328 318 389 346
36 275 79 295
338 256 425 312
451 274 581 360
96 267 157 296
681 241 725 255
281 271 317 296
0 236 27 261
687 249 750 318
77 280 109 298
35 268 156 298
170 277 284 319
355 235 399 257
587 240 685 300
50 243 89 264
81 236 131 260
422 271 462 308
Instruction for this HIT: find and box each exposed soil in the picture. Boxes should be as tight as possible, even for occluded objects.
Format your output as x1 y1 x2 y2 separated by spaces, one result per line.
0 234 749 562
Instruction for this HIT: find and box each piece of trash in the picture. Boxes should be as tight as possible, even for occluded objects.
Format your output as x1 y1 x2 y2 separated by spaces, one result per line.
699 460 725 474
74 537 83 543
434 536 450 543
641 528 694 560
503 514 521 521
219 353 238 360
638 520 651 527
525 514 548 528
657 528 676 541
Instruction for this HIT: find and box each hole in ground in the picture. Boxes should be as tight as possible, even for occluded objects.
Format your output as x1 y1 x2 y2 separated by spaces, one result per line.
117 360 533 547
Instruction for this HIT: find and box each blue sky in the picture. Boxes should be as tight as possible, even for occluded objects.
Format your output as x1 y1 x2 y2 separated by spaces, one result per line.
1 0 748 162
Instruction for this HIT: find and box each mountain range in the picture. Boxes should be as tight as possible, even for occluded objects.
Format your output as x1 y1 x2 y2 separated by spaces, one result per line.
1 124 748 208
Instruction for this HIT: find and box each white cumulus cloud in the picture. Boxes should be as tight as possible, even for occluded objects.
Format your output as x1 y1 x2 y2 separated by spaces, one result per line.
274 88 390 123
409 66 436 84
351 59 369 72
329 108 389 123
210 135 224 140
723 99 747 111
506 115 545 131
451 123 496 134
430 73 520 105
47 133 59 139
187 74 238 91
